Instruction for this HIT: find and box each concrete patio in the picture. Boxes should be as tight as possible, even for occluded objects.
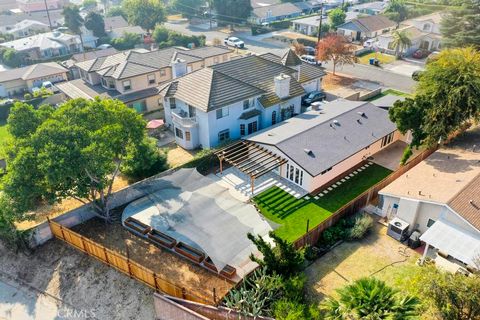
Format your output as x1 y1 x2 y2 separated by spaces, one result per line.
211 167 307 202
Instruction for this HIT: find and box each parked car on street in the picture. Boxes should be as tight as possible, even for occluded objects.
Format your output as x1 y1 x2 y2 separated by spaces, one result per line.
412 49 429 59
302 90 326 105
304 46 316 55
300 55 321 66
224 37 245 48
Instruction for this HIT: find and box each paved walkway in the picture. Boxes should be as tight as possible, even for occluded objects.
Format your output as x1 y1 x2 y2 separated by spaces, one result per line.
211 167 307 202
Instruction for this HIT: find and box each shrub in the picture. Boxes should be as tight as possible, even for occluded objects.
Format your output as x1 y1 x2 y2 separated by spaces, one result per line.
347 213 373 240
400 145 413 165
23 93 32 100
303 244 319 261
121 137 168 182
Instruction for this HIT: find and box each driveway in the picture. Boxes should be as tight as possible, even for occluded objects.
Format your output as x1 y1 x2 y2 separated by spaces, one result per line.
324 63 416 93
384 60 424 77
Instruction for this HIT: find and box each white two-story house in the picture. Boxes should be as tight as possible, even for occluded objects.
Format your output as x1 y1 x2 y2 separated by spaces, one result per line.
159 50 326 149
56 46 233 116
377 12 443 55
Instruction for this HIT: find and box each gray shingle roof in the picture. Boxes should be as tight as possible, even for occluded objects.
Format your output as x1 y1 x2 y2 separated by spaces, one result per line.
247 100 397 176
252 2 302 18
338 15 396 33
281 49 302 67
159 68 265 112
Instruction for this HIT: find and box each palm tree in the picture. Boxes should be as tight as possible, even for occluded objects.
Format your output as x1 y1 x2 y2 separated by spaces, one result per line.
391 30 412 59
321 277 420 320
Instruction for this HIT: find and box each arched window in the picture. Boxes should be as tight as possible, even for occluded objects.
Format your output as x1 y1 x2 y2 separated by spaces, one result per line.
272 111 277 125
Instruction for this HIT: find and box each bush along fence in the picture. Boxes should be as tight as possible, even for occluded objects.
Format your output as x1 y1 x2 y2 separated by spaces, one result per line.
292 147 438 249
48 219 218 305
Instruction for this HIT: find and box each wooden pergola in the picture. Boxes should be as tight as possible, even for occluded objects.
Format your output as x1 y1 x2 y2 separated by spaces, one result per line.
215 140 288 194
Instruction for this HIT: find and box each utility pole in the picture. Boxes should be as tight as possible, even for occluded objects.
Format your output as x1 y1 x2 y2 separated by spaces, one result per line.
317 2 324 42
43 0 53 31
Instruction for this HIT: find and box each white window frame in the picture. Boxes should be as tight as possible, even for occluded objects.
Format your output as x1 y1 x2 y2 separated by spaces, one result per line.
122 80 131 91
147 73 156 85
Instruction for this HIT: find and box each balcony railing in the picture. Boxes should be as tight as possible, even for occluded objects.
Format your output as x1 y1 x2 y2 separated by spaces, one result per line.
171 110 198 128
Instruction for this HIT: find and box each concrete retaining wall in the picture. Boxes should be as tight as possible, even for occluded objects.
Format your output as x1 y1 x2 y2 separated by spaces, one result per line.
30 167 180 247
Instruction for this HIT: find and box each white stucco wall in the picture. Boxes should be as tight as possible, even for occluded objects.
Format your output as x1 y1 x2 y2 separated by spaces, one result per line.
380 195 479 235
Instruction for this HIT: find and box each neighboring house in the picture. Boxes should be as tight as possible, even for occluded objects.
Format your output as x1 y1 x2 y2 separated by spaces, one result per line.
337 15 396 41
0 9 63 33
5 19 49 39
104 16 129 31
61 47 119 79
56 46 233 115
0 31 84 62
378 144 480 270
243 100 405 193
291 15 327 36
16 0 69 12
251 0 280 9
159 50 326 150
250 2 303 24
107 26 146 40
0 62 68 97
377 12 443 55
348 1 386 15
0 0 18 12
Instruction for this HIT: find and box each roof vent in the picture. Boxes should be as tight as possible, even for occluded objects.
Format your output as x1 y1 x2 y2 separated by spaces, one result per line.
268 133 275 136
333 119 339 125
304 149 313 156
357 111 366 117
357 119 362 124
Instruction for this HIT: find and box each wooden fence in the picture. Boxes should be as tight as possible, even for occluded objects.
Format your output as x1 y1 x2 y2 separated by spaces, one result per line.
48 220 216 305
293 147 437 249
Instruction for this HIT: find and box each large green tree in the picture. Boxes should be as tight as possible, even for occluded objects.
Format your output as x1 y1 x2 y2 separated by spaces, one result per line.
385 0 409 26
416 267 480 320
107 6 127 20
62 5 85 50
389 47 480 147
171 0 203 19
2 99 164 222
84 12 107 38
328 8 346 30
247 231 304 277
212 0 252 25
123 0 166 32
441 0 480 48
321 277 420 319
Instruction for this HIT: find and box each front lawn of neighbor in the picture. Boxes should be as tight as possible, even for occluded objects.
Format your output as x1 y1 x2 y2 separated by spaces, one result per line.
253 163 392 242
367 88 412 102
357 52 396 65
0 121 9 158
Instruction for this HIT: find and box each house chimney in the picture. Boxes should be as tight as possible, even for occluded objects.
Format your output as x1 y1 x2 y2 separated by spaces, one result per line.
274 73 290 99
171 58 187 78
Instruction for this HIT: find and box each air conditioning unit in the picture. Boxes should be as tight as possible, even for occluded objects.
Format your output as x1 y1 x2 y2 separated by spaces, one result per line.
387 217 410 241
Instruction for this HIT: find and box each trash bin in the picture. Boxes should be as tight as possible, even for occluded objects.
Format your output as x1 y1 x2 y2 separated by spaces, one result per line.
369 58 375 65
374 59 380 66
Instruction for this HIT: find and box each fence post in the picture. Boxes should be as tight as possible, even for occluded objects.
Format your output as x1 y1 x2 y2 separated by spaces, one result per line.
213 288 217 304
59 224 66 241
103 246 110 266
153 273 159 292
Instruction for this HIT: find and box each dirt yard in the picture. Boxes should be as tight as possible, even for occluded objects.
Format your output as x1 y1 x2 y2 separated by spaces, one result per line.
72 218 234 303
0 240 155 320
165 144 198 167
322 73 356 92
15 175 131 231
304 222 420 301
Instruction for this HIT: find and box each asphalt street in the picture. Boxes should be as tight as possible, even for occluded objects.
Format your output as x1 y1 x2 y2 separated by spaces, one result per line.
164 22 416 93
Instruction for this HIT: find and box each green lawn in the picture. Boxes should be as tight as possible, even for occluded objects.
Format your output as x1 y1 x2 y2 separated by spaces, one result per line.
0 121 9 158
253 164 392 242
357 52 396 65
367 89 412 102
